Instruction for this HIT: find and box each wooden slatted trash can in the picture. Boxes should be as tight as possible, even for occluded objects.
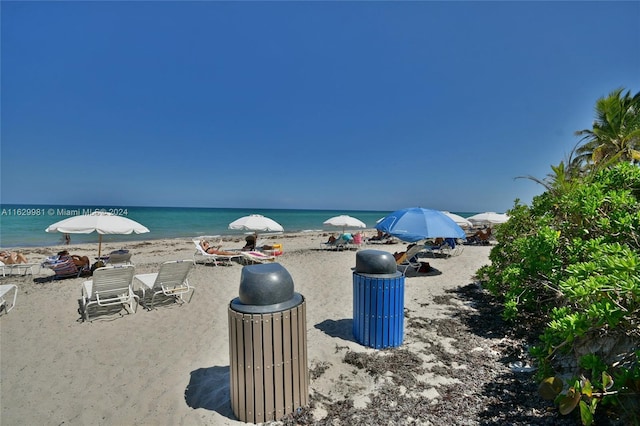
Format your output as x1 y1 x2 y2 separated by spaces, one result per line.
353 249 405 349
228 263 308 423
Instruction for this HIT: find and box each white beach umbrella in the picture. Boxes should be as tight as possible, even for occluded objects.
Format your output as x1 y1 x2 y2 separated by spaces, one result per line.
228 214 284 233
45 211 150 257
467 212 509 225
323 215 366 233
441 211 473 228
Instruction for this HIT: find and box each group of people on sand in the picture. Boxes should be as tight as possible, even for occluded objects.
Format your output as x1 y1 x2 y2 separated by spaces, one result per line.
326 232 364 244
200 234 275 256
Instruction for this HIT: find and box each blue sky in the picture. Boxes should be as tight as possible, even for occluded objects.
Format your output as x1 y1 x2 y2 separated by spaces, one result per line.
2 1 639 213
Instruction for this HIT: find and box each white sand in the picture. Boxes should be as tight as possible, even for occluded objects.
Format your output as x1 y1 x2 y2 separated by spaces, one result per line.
0 233 491 425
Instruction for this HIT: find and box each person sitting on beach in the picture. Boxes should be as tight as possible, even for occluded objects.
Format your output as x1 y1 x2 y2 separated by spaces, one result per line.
340 233 354 243
327 235 338 243
467 227 492 244
201 240 239 256
393 243 419 263
0 251 29 264
369 230 385 241
242 234 257 251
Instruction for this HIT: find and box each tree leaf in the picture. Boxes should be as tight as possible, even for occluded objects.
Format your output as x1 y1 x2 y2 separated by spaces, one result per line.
579 400 594 426
539 376 563 400
602 372 614 390
581 379 593 397
559 388 581 415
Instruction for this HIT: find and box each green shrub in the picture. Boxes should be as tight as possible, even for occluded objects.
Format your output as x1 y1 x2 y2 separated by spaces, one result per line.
478 162 640 424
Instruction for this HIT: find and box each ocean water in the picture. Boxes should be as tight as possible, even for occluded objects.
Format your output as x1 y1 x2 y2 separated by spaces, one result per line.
0 204 479 249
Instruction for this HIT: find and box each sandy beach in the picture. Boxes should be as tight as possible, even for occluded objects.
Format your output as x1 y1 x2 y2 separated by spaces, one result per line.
0 232 512 425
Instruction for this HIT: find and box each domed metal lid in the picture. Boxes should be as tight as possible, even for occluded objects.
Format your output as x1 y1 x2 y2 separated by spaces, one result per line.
230 263 303 313
354 249 401 277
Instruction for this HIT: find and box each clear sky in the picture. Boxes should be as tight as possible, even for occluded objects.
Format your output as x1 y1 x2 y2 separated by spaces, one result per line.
1 1 639 213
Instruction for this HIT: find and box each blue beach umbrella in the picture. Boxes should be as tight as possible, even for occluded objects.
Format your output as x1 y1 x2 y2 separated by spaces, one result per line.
375 207 466 243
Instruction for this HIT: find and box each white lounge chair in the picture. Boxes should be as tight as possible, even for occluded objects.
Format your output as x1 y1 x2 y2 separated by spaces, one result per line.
0 261 38 277
103 250 133 266
396 245 425 275
133 260 195 310
192 238 242 266
81 265 138 321
320 235 351 251
0 284 18 315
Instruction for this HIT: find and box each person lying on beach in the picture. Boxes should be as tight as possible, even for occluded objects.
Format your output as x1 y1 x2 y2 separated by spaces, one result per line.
57 250 90 269
200 240 240 256
0 251 29 264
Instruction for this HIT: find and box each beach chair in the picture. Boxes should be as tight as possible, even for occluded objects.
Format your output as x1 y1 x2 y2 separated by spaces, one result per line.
352 233 364 250
103 249 133 266
240 251 276 264
0 284 18 315
133 260 195 310
81 265 138 321
423 238 459 258
321 235 351 251
465 227 492 245
0 261 38 277
396 244 425 275
192 238 242 266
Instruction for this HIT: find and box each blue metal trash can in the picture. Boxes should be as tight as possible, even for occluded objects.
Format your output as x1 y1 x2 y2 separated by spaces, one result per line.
353 250 405 349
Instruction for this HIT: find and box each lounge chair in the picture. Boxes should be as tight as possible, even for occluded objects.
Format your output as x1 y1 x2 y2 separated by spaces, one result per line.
133 260 195 310
352 233 364 250
193 238 242 266
395 245 425 275
422 238 463 258
0 261 38 277
465 227 492 245
321 235 351 251
103 249 133 266
0 284 18 315
81 265 138 321
240 251 276 264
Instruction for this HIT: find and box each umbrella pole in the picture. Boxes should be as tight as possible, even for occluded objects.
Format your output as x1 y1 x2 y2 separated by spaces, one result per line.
98 235 103 258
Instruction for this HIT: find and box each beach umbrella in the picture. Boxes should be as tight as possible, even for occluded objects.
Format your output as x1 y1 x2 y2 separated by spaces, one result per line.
228 214 284 233
467 212 509 225
323 215 366 233
45 211 150 257
375 207 466 243
441 211 473 228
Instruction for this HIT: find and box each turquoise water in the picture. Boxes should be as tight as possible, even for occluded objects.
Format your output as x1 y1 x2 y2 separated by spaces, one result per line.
0 204 479 248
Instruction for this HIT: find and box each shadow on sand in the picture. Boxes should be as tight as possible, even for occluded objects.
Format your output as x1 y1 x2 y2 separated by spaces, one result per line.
185 365 235 419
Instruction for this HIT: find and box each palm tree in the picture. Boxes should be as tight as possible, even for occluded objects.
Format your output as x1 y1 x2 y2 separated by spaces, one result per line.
573 88 640 169
516 143 583 196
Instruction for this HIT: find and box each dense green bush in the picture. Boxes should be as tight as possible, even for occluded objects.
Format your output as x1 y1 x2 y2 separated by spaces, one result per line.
477 162 640 425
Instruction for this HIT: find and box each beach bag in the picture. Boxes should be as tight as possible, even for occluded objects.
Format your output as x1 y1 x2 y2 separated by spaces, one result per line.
91 260 105 273
418 262 432 273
